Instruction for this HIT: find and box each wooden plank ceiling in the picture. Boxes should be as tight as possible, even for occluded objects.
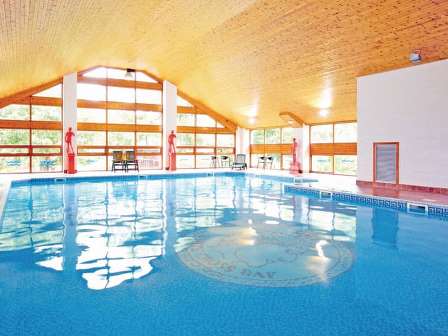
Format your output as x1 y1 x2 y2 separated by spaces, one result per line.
0 0 447 127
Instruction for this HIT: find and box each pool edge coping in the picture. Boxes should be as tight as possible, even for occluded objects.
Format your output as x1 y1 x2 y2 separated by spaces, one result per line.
283 183 448 218
1 170 448 219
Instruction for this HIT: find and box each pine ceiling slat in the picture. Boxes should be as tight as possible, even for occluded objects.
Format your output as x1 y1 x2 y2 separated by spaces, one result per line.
0 0 447 127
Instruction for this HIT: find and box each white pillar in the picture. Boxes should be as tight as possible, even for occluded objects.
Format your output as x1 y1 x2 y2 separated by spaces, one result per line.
235 127 250 156
301 125 310 173
162 80 177 169
62 73 77 172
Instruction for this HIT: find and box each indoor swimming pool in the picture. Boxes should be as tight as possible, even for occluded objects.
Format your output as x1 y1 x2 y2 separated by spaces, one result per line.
0 174 447 335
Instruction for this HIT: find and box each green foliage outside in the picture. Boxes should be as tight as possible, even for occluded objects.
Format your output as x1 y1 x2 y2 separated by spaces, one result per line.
177 113 195 126
0 104 29 120
177 133 194 146
265 128 281 144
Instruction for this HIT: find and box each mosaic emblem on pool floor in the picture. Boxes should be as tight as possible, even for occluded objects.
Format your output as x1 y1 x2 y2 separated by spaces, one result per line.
178 226 353 287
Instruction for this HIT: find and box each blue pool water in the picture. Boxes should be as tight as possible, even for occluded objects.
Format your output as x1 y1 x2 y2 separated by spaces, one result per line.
0 175 447 336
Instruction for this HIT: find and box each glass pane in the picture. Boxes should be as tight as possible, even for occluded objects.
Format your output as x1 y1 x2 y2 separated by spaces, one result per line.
108 86 135 103
31 105 61 121
0 129 29 145
265 128 281 144
196 134 215 146
0 147 29 154
216 134 234 147
136 89 161 104
0 104 29 120
138 148 160 155
177 133 194 146
33 147 60 154
31 130 61 145
77 83 106 101
196 147 214 154
282 155 292 170
177 96 192 107
250 154 264 168
136 111 161 125
136 72 157 83
177 147 194 154
177 155 195 168
312 155 333 173
334 155 357 175
32 156 62 172
281 128 294 143
196 155 213 168
196 114 216 127
77 131 106 146
107 68 131 80
77 108 106 123
108 109 135 124
83 67 107 78
216 148 233 155
177 113 195 126
137 132 161 146
139 156 161 169
108 132 135 146
78 147 106 154
251 130 264 144
33 84 62 98
0 156 29 173
216 122 225 128
311 125 333 143
334 123 357 143
77 156 107 171
265 153 281 169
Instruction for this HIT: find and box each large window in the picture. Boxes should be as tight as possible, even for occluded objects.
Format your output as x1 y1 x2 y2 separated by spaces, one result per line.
77 67 162 171
310 122 357 175
310 124 333 143
249 127 294 169
334 122 357 143
176 110 235 168
0 84 63 173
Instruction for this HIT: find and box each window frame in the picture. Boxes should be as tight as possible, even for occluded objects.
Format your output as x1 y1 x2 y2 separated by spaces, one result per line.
309 121 357 175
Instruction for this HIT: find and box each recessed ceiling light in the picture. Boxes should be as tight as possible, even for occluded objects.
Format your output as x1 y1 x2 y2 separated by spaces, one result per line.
319 109 329 117
249 117 256 124
409 50 422 64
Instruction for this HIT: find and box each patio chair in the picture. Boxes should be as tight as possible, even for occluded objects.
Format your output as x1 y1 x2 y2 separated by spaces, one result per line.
220 155 231 168
211 155 218 168
257 156 266 168
231 154 247 170
265 156 274 169
125 150 139 172
112 151 126 172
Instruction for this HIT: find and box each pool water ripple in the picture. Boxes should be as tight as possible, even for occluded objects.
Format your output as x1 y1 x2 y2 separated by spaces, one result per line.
0 175 447 336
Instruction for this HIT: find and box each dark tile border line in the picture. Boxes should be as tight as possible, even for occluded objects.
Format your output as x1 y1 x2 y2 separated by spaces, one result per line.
10 171 294 187
7 172 448 219
284 184 448 219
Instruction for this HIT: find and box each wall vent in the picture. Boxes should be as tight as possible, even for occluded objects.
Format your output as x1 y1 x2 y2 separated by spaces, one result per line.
374 143 399 184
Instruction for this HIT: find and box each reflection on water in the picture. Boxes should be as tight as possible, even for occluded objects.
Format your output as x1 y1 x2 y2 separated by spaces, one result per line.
371 208 399 248
0 176 357 290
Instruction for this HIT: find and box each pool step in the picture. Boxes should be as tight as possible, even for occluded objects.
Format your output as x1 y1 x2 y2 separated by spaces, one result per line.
54 178 66 183
407 202 428 215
